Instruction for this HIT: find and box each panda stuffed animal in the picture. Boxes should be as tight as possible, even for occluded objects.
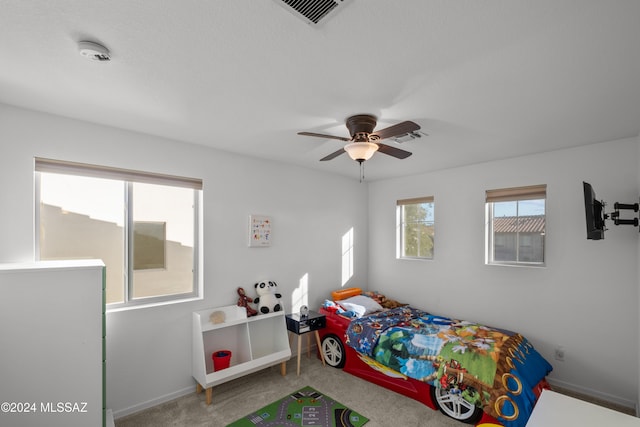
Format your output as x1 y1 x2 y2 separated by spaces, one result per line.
254 281 283 314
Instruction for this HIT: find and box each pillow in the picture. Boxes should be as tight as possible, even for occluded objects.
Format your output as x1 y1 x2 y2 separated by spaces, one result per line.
331 287 362 301
339 295 384 317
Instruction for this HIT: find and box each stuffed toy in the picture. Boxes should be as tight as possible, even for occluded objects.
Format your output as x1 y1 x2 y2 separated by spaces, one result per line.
322 300 356 318
209 310 225 324
363 290 406 309
236 287 258 317
253 281 283 314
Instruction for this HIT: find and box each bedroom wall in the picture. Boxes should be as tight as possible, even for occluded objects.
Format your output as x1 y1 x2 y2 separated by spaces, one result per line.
0 103 369 417
368 137 640 407
637 133 640 414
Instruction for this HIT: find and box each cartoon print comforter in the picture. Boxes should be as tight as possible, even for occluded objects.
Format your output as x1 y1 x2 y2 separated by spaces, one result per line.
345 307 552 427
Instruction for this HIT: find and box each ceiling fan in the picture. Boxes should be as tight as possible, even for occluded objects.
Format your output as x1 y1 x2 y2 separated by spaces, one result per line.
298 114 421 163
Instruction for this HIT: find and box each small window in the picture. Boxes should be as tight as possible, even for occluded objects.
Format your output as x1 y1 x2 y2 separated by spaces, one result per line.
397 197 434 259
35 158 202 308
486 185 546 266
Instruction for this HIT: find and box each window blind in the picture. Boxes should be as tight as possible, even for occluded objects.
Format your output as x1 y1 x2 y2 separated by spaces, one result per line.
485 184 546 203
397 196 434 206
35 157 203 190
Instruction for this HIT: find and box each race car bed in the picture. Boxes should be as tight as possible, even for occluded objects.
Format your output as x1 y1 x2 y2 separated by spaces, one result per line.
317 288 552 427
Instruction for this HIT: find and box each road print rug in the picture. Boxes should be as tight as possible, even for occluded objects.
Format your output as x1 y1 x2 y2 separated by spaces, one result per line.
226 386 369 427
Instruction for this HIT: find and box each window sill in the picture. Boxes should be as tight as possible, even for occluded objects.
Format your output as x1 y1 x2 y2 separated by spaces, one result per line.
106 294 203 313
485 262 546 268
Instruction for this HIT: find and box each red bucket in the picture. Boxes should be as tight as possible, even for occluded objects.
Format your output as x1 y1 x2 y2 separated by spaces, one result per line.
212 350 232 371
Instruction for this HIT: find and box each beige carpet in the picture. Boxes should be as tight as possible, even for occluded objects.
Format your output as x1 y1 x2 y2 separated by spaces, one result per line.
115 354 634 426
115 355 462 427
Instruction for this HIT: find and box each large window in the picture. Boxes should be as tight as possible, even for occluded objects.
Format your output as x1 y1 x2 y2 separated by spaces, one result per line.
35 158 202 308
397 197 434 259
486 185 546 266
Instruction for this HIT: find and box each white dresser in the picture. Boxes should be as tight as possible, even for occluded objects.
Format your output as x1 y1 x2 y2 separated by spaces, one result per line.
0 260 106 427
526 390 639 426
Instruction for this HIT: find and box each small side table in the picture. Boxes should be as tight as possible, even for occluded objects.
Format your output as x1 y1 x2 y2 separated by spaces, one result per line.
282 311 326 376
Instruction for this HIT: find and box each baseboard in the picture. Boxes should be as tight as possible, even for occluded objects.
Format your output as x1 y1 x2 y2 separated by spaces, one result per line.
105 409 114 427
111 385 194 420
546 377 637 413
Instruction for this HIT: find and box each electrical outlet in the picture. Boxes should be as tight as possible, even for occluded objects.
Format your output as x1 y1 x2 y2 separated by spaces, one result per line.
554 346 565 361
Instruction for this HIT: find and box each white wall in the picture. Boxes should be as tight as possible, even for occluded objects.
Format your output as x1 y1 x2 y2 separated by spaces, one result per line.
2 101 638 413
0 103 369 416
368 137 639 407
637 133 640 413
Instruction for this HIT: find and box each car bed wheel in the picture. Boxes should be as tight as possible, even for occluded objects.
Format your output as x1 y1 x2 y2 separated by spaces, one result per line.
430 386 483 424
321 334 346 368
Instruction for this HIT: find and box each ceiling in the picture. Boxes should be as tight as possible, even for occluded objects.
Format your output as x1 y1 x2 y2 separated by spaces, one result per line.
1 1 639 181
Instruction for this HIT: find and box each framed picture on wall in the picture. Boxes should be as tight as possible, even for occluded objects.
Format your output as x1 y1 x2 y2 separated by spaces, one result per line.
248 215 271 247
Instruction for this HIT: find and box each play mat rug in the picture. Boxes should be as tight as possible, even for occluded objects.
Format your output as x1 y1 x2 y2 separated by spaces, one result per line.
226 386 369 427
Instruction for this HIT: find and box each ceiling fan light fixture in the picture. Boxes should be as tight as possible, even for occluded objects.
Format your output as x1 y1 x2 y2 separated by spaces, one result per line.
344 142 378 162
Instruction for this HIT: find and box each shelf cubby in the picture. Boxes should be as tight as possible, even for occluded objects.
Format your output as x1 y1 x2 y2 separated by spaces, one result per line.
192 305 291 404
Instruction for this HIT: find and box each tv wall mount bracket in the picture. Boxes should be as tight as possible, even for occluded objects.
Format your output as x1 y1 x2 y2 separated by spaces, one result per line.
608 201 640 228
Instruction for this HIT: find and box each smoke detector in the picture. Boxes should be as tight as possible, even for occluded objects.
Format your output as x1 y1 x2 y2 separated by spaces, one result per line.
78 41 111 61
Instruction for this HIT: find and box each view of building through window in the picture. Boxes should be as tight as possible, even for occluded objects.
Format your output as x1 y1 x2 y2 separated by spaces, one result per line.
488 197 545 265
38 172 198 305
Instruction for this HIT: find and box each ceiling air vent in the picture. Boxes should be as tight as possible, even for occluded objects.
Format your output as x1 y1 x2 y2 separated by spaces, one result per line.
275 0 349 26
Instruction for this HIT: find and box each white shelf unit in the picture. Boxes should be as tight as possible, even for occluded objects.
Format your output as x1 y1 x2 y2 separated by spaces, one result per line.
192 305 291 404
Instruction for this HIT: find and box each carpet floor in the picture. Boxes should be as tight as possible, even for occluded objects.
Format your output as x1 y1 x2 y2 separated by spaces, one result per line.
114 354 635 427
115 355 463 427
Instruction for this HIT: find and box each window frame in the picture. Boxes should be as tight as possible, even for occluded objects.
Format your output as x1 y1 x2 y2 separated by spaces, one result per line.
485 184 546 267
34 158 203 310
396 196 435 260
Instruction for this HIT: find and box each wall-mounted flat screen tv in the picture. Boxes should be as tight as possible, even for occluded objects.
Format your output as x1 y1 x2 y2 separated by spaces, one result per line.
583 181 605 240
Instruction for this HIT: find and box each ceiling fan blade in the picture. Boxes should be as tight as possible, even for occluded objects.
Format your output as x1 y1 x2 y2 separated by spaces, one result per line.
320 148 346 161
298 131 351 142
376 143 413 159
371 121 420 140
